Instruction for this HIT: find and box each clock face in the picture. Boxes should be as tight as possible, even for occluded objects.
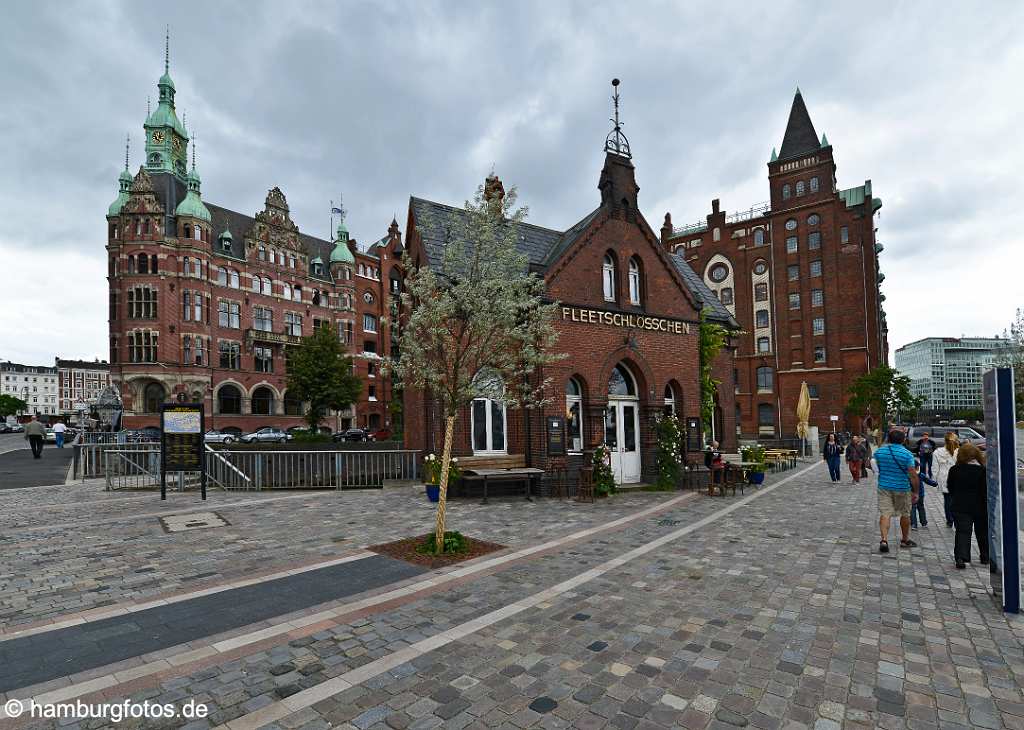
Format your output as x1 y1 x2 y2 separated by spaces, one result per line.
151 130 165 144
363 292 374 304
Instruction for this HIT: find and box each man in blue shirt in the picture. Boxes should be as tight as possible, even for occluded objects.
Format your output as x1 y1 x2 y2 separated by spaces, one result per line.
873 430 920 553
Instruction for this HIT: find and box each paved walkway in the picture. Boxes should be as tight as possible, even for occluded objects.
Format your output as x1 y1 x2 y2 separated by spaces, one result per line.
0 447 73 489
4 463 1024 729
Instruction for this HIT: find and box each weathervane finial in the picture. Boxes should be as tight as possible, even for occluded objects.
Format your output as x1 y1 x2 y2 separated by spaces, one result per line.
165 25 170 74
125 133 130 170
604 78 632 159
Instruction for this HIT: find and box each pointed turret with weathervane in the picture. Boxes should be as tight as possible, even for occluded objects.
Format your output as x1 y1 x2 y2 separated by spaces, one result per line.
143 27 189 180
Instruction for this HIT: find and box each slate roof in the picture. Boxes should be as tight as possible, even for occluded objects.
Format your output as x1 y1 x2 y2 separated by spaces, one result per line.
149 172 336 284
668 252 739 327
777 90 821 162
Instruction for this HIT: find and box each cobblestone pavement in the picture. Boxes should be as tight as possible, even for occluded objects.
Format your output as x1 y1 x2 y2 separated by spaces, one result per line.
8 463 1024 729
0 481 683 629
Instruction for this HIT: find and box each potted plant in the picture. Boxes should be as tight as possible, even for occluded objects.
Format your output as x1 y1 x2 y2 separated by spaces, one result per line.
592 444 616 497
423 453 460 502
741 444 767 485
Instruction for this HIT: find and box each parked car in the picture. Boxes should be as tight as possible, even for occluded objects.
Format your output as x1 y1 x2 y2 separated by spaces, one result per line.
45 427 56 443
8 423 24 433
0 423 9 434
204 429 238 445
333 428 372 443
370 428 393 442
240 427 292 444
906 425 986 453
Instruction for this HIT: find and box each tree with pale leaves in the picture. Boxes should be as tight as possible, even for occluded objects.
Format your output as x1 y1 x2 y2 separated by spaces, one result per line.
391 185 561 552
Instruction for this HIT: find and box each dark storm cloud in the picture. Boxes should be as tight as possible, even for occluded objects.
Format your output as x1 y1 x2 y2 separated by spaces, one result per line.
1 0 1022 363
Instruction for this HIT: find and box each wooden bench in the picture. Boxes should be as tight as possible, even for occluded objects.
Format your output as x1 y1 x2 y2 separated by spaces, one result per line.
457 454 543 504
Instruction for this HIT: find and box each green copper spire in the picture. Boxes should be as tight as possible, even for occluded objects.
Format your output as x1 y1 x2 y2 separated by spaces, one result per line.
144 27 189 180
330 219 355 264
175 135 211 222
769 147 778 163
108 134 133 216
820 132 829 147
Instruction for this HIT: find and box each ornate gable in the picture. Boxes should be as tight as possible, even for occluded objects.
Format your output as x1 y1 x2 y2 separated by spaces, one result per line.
250 187 301 250
121 167 165 216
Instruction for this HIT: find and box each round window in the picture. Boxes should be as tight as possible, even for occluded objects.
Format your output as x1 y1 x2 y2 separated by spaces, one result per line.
807 213 820 226
753 260 768 275
709 264 729 283
785 219 797 231
363 291 374 304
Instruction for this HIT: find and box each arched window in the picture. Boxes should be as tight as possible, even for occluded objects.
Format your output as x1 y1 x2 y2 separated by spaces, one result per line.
809 176 819 192
138 254 149 274
229 270 239 289
293 286 302 302
258 245 267 261
757 336 771 353
713 227 721 242
663 382 680 417
262 276 272 295
216 266 227 286
143 382 165 414
782 184 791 200
251 386 274 415
312 289 321 305
753 229 765 246
566 377 584 452
183 223 192 239
282 283 292 301
471 369 506 454
627 257 642 305
150 255 158 273
195 226 202 241
607 364 637 397
251 275 260 293
218 384 242 415
283 391 304 416
602 254 616 302
756 366 773 391
796 180 805 196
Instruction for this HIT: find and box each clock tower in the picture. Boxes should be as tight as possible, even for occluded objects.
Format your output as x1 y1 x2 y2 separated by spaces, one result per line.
143 30 189 180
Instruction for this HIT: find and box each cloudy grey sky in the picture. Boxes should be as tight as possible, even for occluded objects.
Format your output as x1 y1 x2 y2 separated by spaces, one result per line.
1 0 1021 366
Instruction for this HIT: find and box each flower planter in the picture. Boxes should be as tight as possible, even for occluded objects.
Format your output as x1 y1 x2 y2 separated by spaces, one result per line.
748 471 765 485
425 484 440 502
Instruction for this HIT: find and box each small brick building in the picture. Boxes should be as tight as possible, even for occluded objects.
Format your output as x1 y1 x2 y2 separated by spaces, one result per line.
661 89 888 439
403 141 739 485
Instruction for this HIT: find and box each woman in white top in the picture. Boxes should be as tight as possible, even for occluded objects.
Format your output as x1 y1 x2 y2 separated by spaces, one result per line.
932 432 959 528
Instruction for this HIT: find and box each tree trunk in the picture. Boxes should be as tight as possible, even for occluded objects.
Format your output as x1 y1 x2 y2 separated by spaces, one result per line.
434 414 456 553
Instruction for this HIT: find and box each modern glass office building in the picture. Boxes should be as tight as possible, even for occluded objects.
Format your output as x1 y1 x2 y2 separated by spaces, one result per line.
895 337 1014 415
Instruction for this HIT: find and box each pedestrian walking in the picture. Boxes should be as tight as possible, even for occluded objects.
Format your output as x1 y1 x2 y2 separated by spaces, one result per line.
23 416 46 459
52 421 67 448
845 435 866 483
861 435 874 479
874 429 920 553
933 432 959 528
947 443 989 569
917 431 936 478
910 454 930 529
705 440 724 492
823 433 842 483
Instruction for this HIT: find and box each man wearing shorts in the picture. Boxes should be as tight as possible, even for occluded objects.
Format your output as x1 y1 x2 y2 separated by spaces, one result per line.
873 429 920 553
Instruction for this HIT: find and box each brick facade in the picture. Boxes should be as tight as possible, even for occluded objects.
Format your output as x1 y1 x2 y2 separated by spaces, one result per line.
661 90 887 440
404 151 739 485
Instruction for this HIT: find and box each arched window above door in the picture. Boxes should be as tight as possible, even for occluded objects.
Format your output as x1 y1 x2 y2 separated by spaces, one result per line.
608 363 637 397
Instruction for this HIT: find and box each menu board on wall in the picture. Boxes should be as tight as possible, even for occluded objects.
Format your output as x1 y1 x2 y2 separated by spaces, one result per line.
546 416 566 456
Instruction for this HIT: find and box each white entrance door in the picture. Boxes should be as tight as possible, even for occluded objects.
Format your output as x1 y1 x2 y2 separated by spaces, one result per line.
605 400 641 484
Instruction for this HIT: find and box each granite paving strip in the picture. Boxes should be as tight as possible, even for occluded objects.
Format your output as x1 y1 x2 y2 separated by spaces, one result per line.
0 491 698 711
0 554 424 694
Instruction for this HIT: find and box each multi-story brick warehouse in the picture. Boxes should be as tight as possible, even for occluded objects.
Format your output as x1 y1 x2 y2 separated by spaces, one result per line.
403 125 739 484
105 52 399 432
661 90 887 439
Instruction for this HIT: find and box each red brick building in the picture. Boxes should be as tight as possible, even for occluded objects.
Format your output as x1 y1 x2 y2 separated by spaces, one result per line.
105 54 397 433
661 90 887 439
404 133 739 484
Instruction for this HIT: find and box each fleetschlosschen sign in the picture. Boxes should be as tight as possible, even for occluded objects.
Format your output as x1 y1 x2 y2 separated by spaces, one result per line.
561 306 692 335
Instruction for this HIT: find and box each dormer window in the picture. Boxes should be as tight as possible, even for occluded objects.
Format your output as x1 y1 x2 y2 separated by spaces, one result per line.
221 237 231 251
602 254 616 302
313 262 323 275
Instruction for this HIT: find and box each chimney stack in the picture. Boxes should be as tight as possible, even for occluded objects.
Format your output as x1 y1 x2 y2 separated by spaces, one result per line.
483 173 505 202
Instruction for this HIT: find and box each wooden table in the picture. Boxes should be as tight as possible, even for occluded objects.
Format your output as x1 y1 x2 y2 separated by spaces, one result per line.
461 467 545 504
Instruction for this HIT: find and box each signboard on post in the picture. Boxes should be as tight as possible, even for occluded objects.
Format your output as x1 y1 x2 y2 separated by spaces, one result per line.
546 416 566 456
983 368 1019 613
160 402 206 501
686 417 702 452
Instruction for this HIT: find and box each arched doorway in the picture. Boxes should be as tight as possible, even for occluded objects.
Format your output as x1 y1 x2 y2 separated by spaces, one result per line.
143 382 166 414
218 384 242 415
605 363 641 484
251 387 274 416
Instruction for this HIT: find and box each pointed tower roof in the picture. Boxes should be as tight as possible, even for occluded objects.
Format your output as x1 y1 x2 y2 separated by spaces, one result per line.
174 141 211 222
777 88 820 161
769 147 778 163
109 134 133 216
330 219 355 264
820 132 829 147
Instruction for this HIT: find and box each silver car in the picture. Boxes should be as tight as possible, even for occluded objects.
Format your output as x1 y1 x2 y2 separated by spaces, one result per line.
240 427 291 444
907 425 986 453
204 429 238 445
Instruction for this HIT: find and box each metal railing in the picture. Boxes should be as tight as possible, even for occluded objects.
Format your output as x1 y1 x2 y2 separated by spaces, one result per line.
98 446 418 491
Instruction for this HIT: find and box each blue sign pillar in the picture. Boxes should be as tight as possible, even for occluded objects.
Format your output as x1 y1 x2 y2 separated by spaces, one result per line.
984 367 1020 613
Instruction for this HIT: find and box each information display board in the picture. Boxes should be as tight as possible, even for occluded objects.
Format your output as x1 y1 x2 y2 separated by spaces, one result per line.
546 416 566 456
983 368 1019 612
160 403 207 501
